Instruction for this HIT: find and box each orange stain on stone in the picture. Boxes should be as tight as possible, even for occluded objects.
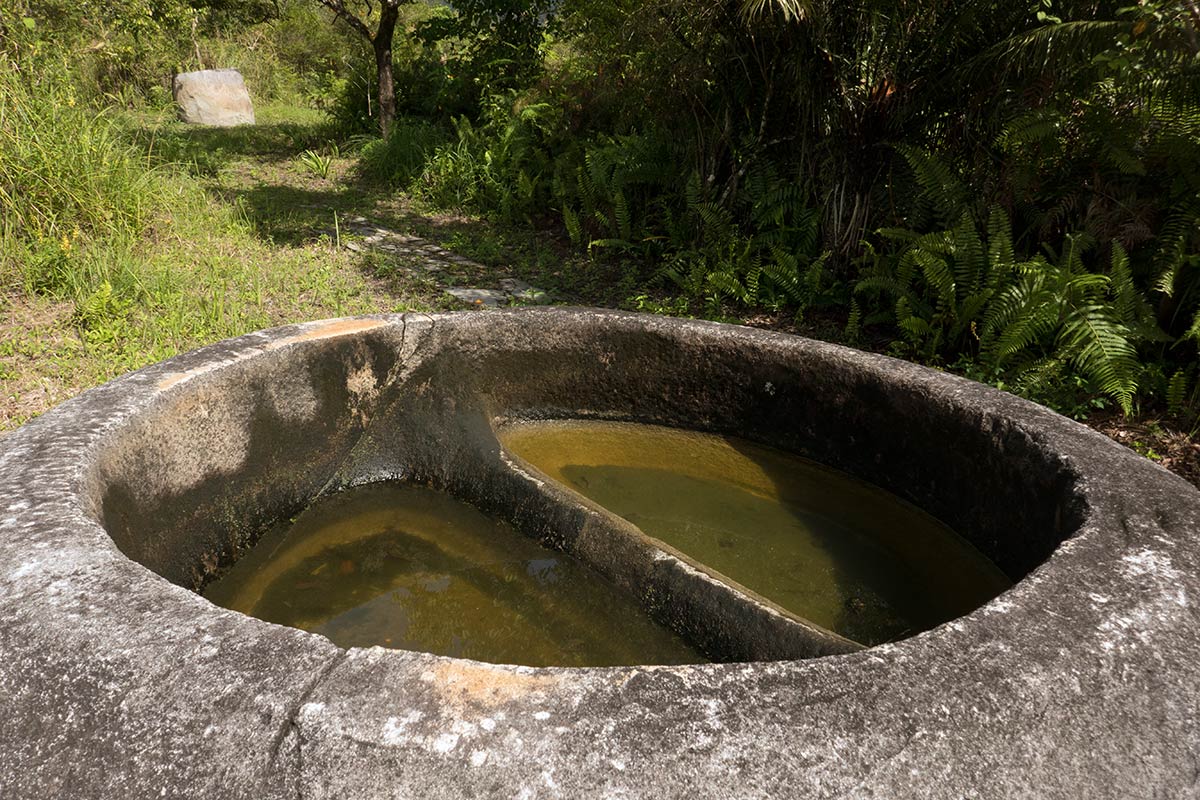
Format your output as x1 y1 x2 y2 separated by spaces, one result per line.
265 318 386 349
429 660 561 711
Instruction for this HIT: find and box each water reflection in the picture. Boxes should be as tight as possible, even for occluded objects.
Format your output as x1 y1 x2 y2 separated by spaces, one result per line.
501 420 1011 645
204 483 704 666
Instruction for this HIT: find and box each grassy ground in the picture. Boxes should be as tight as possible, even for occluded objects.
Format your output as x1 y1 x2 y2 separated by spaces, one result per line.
1 103 556 430
2 101 1196 487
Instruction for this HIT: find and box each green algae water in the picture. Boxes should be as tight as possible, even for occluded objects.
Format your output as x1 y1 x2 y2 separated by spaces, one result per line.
499 420 1012 646
203 483 704 667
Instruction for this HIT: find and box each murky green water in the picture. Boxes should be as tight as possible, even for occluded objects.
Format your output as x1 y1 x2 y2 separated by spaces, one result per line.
499 420 1011 646
204 483 704 666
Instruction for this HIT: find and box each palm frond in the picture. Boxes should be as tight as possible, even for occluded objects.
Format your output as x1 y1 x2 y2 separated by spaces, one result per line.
737 0 810 24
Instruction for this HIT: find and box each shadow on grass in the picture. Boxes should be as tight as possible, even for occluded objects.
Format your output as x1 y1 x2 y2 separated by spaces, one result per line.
223 181 390 245
127 112 603 303
220 166 496 246
137 119 342 177
230 179 606 302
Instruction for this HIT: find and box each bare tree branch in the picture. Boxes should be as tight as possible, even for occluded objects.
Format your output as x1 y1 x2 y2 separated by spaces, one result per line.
316 0 374 41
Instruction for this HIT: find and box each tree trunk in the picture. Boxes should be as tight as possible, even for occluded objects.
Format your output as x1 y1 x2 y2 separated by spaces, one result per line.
374 2 400 138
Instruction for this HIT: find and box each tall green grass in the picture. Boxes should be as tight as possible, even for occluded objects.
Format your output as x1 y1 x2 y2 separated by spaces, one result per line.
0 58 167 298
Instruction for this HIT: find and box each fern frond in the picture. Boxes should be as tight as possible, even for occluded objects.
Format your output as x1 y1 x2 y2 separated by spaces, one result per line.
516 171 536 203
985 206 1016 290
845 299 862 341
614 190 631 241
706 268 750 303
1058 304 1140 415
1108 241 1168 340
1156 263 1181 297
910 231 954 257
563 206 583 248
761 259 805 304
693 201 734 239
1066 272 1110 295
750 183 805 228
996 108 1064 153
1167 369 1191 416
912 249 956 311
1108 242 1138 325
576 165 598 218
1010 353 1071 397
894 143 970 227
1180 308 1200 346
898 314 935 340
1056 232 1095 276
684 171 703 213
854 275 913 300
954 290 995 340
1153 203 1200 294
1101 143 1146 176
950 211 985 299
981 275 1057 364
875 227 923 245
744 265 762 303
588 237 635 252
803 251 831 292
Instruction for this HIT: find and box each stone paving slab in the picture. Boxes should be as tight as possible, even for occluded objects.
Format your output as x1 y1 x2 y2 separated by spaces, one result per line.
337 216 551 308
444 287 509 307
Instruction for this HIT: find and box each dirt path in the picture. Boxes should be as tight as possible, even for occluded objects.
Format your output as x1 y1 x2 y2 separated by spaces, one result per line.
337 214 548 307
181 118 556 308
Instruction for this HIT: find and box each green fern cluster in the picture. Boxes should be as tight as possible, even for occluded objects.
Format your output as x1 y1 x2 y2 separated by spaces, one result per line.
415 98 557 222
880 120 1200 418
552 133 834 315
554 131 683 254
855 208 1169 414
660 170 833 314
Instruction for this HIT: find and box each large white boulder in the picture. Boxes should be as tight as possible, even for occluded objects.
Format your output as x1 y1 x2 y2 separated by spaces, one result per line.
173 69 255 127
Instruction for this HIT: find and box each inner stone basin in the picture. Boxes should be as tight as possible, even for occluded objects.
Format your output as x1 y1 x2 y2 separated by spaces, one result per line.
202 482 703 666
93 309 1087 663
499 420 1011 646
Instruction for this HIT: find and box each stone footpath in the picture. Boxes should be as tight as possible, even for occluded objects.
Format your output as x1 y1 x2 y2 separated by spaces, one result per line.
340 216 550 308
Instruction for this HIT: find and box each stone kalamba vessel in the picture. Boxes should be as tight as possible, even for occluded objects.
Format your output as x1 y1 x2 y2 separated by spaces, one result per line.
1 308 1197 799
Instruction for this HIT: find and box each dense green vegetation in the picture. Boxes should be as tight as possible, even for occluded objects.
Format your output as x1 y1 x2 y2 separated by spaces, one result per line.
2 0 1198 432
0 1 432 423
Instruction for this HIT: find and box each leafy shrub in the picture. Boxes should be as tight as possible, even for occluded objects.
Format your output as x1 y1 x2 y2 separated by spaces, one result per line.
554 130 686 253
357 119 450 185
298 149 333 179
415 0 556 103
414 98 558 221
